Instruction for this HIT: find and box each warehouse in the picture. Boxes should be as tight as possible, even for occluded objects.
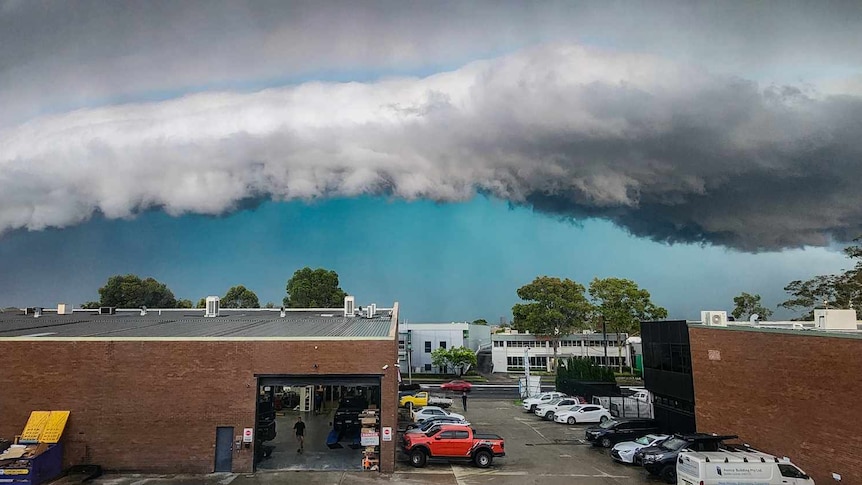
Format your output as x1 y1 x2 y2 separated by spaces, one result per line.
0 298 399 475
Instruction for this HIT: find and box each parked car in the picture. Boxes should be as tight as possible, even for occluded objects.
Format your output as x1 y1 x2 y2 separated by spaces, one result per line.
440 380 473 392
405 416 470 432
610 434 669 464
400 391 454 408
333 395 368 432
584 418 659 448
402 424 505 468
412 406 465 423
521 391 567 413
634 433 738 484
678 450 814 485
553 404 612 425
534 397 585 420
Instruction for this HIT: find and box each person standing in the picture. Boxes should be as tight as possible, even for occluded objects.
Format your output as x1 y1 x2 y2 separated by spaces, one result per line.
461 390 468 411
294 416 306 453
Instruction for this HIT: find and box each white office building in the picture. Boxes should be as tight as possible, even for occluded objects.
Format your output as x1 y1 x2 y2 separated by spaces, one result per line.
491 330 630 373
398 322 492 373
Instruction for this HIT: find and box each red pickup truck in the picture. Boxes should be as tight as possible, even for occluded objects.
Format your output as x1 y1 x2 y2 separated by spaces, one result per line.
402 424 505 468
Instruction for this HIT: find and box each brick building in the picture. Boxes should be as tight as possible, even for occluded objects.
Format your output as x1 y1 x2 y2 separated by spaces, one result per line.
0 300 400 474
642 312 861 484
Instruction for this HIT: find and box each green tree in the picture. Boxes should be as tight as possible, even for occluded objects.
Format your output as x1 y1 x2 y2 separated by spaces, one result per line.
512 276 592 371
81 301 100 309
97 274 178 308
588 277 668 371
448 346 478 376
222 285 260 308
176 299 193 309
196 298 206 309
781 237 862 319
284 267 348 308
264 302 275 309
731 292 773 321
471 319 488 325
431 347 452 374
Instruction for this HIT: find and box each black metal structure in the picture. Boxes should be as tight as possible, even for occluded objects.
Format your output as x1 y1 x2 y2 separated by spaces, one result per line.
640 320 696 434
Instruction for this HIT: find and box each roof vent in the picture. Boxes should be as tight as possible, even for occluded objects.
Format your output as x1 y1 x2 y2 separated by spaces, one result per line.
57 303 73 315
280 306 286 318
99 307 115 315
205 296 220 318
367 303 376 318
344 295 355 317
33 307 42 318
140 306 147 316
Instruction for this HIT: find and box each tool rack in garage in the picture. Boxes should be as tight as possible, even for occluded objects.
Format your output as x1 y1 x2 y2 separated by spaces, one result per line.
0 411 69 485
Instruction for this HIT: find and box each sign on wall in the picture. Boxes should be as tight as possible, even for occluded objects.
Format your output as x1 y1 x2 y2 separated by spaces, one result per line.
382 427 392 441
243 427 254 443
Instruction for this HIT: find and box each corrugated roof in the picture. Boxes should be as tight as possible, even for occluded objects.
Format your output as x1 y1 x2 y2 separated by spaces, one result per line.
0 309 395 339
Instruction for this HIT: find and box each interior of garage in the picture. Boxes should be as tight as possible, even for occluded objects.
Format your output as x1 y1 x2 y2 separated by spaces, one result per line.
254 376 382 472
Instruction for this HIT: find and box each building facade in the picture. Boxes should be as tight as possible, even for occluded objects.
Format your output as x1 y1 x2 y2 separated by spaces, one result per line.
490 331 630 373
0 300 400 475
397 322 491 373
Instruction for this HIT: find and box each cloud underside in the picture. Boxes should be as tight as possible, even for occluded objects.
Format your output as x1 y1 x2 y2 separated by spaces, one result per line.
2 44 862 251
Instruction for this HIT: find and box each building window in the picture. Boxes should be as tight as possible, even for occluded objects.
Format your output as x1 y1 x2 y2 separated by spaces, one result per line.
493 341 504 347
506 356 547 371
440 341 447 349
425 341 432 353
463 329 469 339
424 364 432 372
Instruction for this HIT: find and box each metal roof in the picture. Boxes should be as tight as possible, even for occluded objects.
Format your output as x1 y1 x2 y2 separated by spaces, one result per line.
0 308 396 339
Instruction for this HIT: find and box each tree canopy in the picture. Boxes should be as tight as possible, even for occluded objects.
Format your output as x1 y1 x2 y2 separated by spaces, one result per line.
95 274 178 308
588 277 667 336
731 292 772 321
284 267 348 308
471 319 488 325
222 285 260 308
512 276 592 369
781 237 862 319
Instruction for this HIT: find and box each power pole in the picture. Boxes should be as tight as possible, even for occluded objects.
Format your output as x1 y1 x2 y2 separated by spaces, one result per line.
601 315 608 368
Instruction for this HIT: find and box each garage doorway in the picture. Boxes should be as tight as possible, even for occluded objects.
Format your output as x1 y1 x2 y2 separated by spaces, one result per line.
254 375 382 472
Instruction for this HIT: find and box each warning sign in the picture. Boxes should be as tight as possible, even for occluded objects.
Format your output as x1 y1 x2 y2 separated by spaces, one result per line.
382 427 392 442
243 427 254 443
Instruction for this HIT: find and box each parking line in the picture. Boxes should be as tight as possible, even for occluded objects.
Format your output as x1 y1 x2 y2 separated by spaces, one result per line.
513 417 550 442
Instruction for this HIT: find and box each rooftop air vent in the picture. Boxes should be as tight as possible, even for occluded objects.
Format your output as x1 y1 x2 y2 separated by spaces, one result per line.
344 295 355 317
57 303 73 315
33 307 42 318
205 296 220 318
367 303 376 318
280 307 286 318
99 307 116 315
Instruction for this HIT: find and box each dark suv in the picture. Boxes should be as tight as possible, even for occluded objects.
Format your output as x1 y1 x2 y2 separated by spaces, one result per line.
584 418 659 448
634 433 738 484
333 396 369 432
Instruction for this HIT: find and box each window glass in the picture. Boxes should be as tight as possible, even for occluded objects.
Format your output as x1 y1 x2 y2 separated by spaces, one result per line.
453 431 469 439
424 341 432 353
439 431 455 439
440 341 447 349
778 464 804 478
426 427 442 437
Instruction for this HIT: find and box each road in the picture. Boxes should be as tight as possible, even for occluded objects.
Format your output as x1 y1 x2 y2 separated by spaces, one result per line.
418 383 557 400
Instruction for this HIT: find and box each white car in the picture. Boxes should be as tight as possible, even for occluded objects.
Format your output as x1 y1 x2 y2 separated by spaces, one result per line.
609 434 669 463
412 406 465 423
534 397 583 420
552 404 612 425
521 391 567 413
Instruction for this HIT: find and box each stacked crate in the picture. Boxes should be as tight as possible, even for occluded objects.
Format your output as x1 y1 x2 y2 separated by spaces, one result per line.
359 407 380 470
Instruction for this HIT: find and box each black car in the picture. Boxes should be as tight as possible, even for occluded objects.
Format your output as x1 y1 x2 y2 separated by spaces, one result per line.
333 395 369 432
584 418 659 448
634 433 738 484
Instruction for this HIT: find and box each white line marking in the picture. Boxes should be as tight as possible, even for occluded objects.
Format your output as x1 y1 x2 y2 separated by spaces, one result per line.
514 417 550 442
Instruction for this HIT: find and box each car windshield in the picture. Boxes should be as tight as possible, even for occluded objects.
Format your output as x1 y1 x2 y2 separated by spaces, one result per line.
635 436 651 445
565 405 583 413
599 419 618 429
661 438 688 450
545 398 563 406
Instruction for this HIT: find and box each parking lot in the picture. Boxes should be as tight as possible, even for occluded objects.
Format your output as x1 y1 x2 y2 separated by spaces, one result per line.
51 398 657 485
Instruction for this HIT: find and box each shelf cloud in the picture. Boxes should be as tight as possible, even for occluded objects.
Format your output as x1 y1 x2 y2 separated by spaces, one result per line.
2 44 861 251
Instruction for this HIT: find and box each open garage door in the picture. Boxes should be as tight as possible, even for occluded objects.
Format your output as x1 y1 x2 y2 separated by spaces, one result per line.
254 374 382 472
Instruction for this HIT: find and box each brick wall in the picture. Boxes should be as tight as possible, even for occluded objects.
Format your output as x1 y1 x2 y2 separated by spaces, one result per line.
0 338 398 474
690 326 862 484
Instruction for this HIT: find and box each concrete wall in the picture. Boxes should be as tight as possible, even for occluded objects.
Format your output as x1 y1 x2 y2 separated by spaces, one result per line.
689 325 862 484
0 338 398 474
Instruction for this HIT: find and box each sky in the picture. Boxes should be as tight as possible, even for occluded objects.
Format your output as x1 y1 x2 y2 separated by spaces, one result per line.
1 1 861 321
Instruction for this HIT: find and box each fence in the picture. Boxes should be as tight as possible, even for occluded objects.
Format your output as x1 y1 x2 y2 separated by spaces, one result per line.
591 395 654 419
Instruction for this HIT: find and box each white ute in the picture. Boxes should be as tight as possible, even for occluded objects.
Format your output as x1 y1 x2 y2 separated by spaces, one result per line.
677 450 815 485
521 391 567 413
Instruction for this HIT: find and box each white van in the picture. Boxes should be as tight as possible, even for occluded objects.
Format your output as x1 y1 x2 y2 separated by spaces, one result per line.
677 450 814 485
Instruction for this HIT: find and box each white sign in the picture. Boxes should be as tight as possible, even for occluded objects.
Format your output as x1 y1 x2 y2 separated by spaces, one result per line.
382 427 392 442
243 427 254 443
361 432 379 446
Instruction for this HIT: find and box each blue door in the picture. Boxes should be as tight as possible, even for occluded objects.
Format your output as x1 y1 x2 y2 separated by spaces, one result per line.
214 427 233 472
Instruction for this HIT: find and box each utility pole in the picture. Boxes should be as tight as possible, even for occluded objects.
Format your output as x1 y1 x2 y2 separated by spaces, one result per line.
601 315 608 368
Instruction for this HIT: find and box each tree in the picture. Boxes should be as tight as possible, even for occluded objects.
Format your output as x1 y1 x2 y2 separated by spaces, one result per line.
731 292 773 321
176 299 193 309
284 267 348 308
97 274 177 308
264 302 275 309
196 298 206 309
512 276 592 371
222 285 260 308
588 277 668 372
431 347 452 374
448 346 478 376
472 319 488 325
781 237 862 319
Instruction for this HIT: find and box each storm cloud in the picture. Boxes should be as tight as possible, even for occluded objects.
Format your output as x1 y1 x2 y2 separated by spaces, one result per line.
2 44 861 250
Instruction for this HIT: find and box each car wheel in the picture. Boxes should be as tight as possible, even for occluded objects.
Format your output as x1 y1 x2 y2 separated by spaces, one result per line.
529 404 537 413
567 417 576 425
599 415 609 423
544 411 553 420
660 465 676 484
601 437 612 448
473 450 493 468
410 449 427 468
